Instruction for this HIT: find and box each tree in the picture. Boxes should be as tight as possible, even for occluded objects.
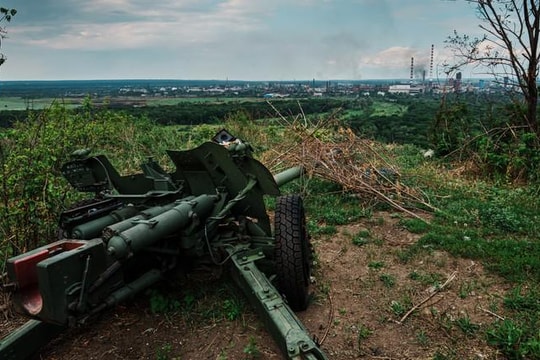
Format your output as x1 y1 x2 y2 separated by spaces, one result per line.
0 7 16 66
445 0 540 137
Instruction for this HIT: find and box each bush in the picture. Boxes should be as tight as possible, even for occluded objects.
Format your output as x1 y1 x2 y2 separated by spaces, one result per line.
0 101 140 264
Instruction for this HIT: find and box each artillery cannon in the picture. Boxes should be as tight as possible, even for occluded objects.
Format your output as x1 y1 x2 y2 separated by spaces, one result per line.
0 129 328 359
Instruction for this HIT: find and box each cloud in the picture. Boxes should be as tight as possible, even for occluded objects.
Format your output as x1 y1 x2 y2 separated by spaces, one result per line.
1 0 489 80
12 0 275 51
363 47 417 67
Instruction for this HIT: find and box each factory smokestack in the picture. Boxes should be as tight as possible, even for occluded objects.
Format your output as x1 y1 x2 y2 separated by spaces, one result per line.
429 44 434 81
410 57 414 84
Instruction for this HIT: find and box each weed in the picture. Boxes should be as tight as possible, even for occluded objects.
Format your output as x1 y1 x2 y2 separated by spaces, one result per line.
409 271 421 281
320 209 347 225
352 236 369 246
440 314 454 332
156 343 172 360
432 347 457 360
486 319 525 358
357 323 372 340
479 203 523 233
368 261 385 270
455 314 479 336
400 218 430 233
243 336 260 358
183 293 196 309
356 323 372 350
338 308 347 316
222 298 243 321
390 300 406 317
352 229 371 246
504 285 540 311
379 273 396 288
458 281 476 299
318 282 331 296
408 271 444 287
148 290 181 314
308 220 337 236
415 330 429 346
396 246 421 264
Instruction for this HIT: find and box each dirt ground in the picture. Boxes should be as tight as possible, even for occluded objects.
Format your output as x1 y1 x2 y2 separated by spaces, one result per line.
1 211 511 359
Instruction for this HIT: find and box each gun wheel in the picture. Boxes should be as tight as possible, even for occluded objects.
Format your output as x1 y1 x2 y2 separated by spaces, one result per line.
274 194 311 311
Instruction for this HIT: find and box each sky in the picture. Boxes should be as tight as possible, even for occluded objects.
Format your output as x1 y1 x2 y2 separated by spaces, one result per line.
0 0 484 81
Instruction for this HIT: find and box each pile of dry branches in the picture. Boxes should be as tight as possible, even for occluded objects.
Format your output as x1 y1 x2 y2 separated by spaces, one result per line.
261 107 435 220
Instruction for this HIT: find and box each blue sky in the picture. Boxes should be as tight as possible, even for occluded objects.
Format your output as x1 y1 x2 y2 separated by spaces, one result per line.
0 0 483 81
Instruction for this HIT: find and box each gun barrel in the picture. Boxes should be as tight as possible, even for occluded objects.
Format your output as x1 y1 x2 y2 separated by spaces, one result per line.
102 202 180 240
273 166 304 188
107 194 218 259
72 206 139 239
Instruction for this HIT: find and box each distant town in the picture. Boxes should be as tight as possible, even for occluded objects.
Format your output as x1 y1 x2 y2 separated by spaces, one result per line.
0 76 512 102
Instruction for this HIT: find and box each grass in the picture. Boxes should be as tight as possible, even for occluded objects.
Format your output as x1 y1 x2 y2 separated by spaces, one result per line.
0 97 79 110
396 159 540 358
352 229 371 246
243 336 261 358
379 273 396 288
455 315 480 336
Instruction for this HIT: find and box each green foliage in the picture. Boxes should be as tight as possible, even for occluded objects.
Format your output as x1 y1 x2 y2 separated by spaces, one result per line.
414 179 540 283
0 7 17 22
352 229 370 246
379 273 396 288
475 129 540 182
0 101 240 269
429 93 540 182
430 98 471 156
307 192 368 226
432 348 457 360
408 271 444 287
504 286 540 312
478 202 524 233
120 98 346 127
344 98 437 148
390 300 407 317
455 315 479 336
243 336 260 359
307 221 337 236
368 261 385 270
486 319 540 359
156 343 173 360
415 330 429 346
400 218 430 234
0 7 16 67
356 323 372 349
0 101 140 257
148 290 181 314
222 298 243 321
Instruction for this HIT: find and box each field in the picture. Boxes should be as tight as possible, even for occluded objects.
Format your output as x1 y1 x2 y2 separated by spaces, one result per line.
1 98 539 359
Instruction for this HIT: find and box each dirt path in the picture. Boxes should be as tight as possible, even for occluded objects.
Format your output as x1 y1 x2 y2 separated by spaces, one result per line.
1 212 510 359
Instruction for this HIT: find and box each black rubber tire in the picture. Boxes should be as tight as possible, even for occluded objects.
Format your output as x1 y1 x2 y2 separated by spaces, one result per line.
274 194 311 311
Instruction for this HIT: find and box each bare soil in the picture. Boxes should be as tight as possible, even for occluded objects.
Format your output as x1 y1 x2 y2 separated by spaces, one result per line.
1 212 510 359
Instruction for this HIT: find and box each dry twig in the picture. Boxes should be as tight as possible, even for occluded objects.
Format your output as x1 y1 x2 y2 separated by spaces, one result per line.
480 307 505 321
398 271 457 324
265 121 437 219
319 288 334 345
